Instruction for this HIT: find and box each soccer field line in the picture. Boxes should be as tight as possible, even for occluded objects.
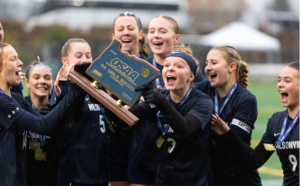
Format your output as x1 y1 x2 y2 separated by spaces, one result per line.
258 166 283 177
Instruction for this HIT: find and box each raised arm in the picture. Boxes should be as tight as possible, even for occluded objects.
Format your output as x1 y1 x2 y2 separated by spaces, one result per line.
0 83 84 135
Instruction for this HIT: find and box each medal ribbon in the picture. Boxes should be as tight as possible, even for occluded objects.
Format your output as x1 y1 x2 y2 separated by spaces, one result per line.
152 58 161 87
156 88 192 136
214 83 237 116
275 111 299 146
100 107 110 124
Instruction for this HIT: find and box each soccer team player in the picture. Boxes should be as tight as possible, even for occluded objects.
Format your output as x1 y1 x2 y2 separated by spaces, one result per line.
0 13 299 186
195 46 262 186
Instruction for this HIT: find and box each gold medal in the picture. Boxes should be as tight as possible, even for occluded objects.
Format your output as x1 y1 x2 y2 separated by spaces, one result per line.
34 149 47 161
29 139 40 150
156 136 165 148
107 122 115 133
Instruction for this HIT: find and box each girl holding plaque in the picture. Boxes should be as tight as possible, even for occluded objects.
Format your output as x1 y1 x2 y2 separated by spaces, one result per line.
24 61 58 186
132 48 214 186
127 16 205 186
50 38 109 186
108 46 214 186
211 62 299 186
107 12 150 186
195 46 262 186
0 42 84 186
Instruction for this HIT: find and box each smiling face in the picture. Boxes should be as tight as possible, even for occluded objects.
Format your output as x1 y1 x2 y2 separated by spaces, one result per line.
62 42 92 66
0 45 23 87
162 56 194 92
25 66 53 99
112 16 143 55
277 65 299 110
147 17 179 58
205 49 236 88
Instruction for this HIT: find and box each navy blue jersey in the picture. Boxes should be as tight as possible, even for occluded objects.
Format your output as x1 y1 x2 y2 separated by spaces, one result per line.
24 96 58 186
106 52 148 182
128 102 158 184
215 110 299 186
53 81 108 184
0 84 82 186
196 80 262 186
11 83 23 96
254 111 299 186
154 88 213 186
148 57 204 88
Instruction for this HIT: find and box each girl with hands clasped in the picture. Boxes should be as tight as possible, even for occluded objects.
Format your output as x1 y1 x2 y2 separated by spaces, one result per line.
211 62 299 186
195 45 262 186
0 43 84 186
134 48 214 186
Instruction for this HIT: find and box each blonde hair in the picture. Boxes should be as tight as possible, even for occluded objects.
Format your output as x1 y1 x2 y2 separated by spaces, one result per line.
154 15 179 34
0 42 11 72
213 45 249 88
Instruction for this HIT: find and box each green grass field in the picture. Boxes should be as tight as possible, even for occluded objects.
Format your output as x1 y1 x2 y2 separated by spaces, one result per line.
248 79 284 185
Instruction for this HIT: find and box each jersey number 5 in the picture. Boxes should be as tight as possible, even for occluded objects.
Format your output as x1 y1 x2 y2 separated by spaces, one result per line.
99 115 106 133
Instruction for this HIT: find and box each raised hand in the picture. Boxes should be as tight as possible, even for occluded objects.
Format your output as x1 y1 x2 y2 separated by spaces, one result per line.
54 64 67 97
134 83 162 106
210 114 230 135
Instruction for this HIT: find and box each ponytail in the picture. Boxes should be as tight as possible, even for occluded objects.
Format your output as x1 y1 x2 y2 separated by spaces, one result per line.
213 45 249 88
236 61 249 88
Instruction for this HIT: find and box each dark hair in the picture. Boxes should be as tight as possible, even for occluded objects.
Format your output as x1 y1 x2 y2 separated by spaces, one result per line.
0 42 11 72
286 62 299 71
112 12 150 57
212 45 249 88
61 38 89 57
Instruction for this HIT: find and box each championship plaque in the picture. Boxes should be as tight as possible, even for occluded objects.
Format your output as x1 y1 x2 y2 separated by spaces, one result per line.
68 39 160 126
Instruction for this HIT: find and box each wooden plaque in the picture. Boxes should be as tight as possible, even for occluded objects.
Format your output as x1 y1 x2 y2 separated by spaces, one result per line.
68 71 139 126
87 39 160 107
68 39 160 126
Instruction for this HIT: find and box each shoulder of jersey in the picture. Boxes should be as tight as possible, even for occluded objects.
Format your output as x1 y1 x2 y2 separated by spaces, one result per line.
270 110 286 120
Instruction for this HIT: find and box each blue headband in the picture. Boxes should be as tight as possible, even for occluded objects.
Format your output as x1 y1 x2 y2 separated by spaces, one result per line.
26 63 52 78
166 51 197 75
